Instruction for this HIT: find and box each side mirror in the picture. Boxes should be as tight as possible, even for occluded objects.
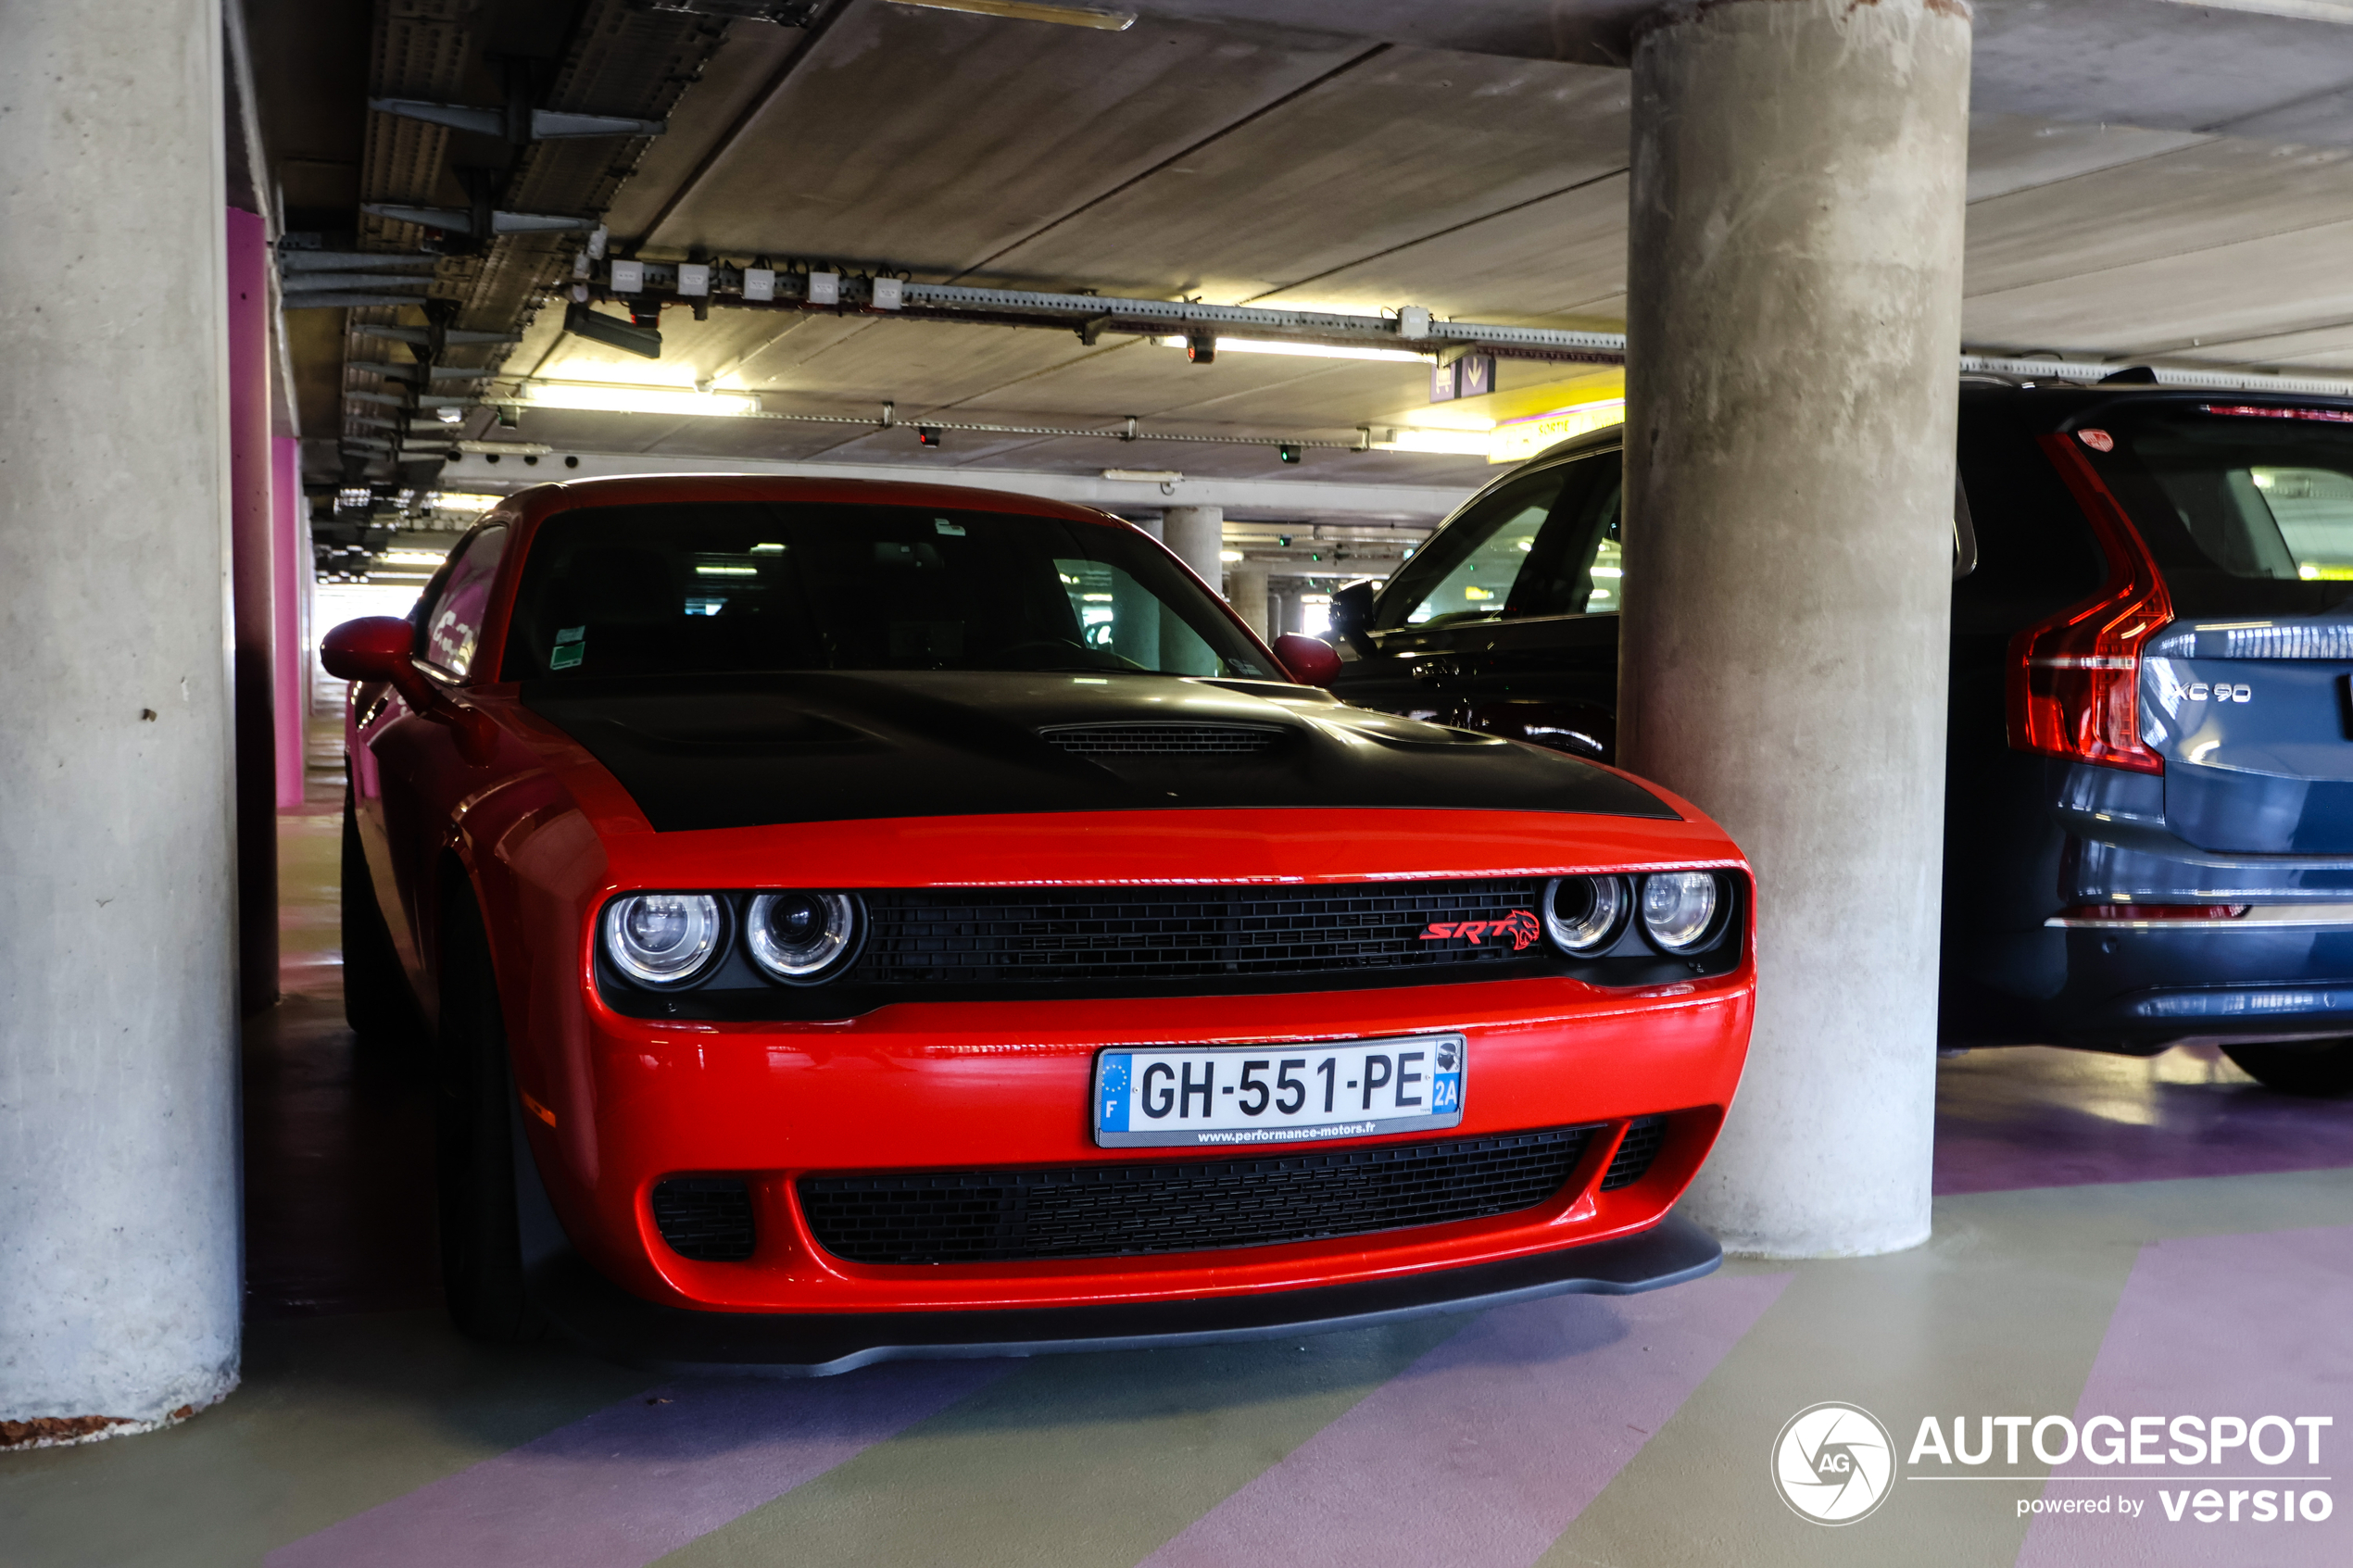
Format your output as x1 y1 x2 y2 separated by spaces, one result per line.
1328 579 1379 657
320 616 416 684
321 615 498 764
1272 633 1342 688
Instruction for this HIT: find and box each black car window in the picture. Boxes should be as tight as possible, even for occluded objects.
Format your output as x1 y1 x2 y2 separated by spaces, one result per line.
500 502 1271 682
1509 454 1623 618
418 523 508 678
1951 398 2108 637
1376 458 1629 631
2089 407 2353 583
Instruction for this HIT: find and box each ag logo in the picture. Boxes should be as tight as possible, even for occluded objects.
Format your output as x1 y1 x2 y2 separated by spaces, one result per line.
1772 1403 1895 1524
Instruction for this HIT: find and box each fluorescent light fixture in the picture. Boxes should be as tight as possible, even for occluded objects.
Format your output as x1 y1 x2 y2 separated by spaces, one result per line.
1157 335 1430 365
1371 427 1494 456
1218 550 1243 562
887 0 1136 28
426 491 502 511
2150 0 2353 18
695 564 758 576
1102 468 1183 483
522 383 761 418
379 549 448 567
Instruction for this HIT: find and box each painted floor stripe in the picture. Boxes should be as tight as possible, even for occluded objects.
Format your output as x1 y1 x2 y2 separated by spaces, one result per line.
1139 1270 1792 1568
2017 1224 2353 1566
263 1359 1012 1568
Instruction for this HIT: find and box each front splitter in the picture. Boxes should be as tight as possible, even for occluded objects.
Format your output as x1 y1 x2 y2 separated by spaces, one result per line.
529 1214 1723 1378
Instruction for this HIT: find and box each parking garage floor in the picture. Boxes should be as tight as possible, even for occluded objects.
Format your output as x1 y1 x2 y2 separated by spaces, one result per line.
6 741 2353 1567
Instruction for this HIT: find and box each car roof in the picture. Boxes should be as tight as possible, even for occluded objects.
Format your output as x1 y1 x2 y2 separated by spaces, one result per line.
489 471 1134 531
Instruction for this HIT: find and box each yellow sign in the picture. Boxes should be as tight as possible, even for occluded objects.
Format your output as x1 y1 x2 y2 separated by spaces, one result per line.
1488 399 1627 464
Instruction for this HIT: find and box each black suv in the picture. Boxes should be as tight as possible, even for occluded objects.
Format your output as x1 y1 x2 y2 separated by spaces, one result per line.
1329 382 2353 1094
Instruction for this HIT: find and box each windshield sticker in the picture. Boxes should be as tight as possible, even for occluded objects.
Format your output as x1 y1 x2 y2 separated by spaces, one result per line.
2077 429 2115 452
551 625 585 671
935 518 967 536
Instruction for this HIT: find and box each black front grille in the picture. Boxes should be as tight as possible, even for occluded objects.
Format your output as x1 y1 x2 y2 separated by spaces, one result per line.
854 879 1548 987
650 1178 756 1261
799 1126 1594 1264
1041 723 1283 756
1600 1116 1670 1191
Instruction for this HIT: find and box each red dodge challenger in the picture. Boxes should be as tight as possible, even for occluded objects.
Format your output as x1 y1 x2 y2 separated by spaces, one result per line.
323 474 1755 1373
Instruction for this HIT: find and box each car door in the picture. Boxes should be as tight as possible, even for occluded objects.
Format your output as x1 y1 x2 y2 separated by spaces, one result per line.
354 521 510 980
1334 445 1626 759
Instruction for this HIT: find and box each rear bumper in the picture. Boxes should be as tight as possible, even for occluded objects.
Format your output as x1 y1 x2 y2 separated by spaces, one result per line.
2081 979 2353 1050
527 1211 1724 1377
1947 921 2353 1049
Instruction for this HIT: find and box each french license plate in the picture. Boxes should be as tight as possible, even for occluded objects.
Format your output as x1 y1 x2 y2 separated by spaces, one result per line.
1093 1035 1466 1148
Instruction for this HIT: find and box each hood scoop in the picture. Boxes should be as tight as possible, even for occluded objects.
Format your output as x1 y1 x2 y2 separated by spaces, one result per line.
1039 722 1286 757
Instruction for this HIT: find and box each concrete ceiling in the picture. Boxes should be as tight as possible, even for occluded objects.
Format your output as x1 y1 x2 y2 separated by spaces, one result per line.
257 0 2353 516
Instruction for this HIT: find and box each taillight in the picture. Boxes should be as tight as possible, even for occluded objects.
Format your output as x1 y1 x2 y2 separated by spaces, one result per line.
2005 433 2174 774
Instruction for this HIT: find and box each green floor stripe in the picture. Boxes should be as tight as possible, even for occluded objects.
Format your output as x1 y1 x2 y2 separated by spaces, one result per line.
651 1317 1466 1568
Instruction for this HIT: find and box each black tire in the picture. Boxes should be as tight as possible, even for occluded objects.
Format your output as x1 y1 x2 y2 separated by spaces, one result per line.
2222 1039 2353 1097
342 786 420 1042
435 893 545 1342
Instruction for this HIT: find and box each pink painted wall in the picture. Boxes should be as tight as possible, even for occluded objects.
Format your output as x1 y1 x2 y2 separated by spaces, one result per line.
272 436 306 808
227 207 278 1010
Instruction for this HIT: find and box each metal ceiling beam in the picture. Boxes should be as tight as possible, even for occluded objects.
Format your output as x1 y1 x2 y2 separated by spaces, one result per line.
361 202 598 235
566 260 1629 365
369 96 669 140
556 261 2353 392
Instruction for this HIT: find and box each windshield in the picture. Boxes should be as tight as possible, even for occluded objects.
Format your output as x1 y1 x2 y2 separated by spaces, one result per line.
500 502 1272 682
2088 404 2353 614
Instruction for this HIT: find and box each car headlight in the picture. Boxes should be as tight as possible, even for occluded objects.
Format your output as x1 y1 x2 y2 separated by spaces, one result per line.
1543 874 1628 955
747 891 862 984
1638 871 1725 953
602 893 725 987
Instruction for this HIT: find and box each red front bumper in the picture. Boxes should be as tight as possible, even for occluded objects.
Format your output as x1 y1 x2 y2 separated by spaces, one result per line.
469 800 1756 1322
527 969 1751 1316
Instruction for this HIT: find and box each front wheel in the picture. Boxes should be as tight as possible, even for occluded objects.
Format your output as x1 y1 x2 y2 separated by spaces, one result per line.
2222 1039 2353 1098
435 894 545 1342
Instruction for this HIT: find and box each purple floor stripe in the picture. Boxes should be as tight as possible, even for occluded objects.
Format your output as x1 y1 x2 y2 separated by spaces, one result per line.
1141 1271 1791 1568
265 1358 1013 1568
2016 1225 2353 1566
1932 1046 2353 1197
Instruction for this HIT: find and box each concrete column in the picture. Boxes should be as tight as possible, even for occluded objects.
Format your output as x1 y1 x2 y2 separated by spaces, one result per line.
1224 563 1271 641
1160 505 1224 592
229 207 277 1013
1617 0 1969 1258
1270 581 1302 639
0 0 243 1440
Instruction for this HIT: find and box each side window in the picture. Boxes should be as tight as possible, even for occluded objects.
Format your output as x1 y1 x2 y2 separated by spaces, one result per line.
1054 556 1223 676
420 524 509 679
1507 453 1622 619
1375 468 1569 630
